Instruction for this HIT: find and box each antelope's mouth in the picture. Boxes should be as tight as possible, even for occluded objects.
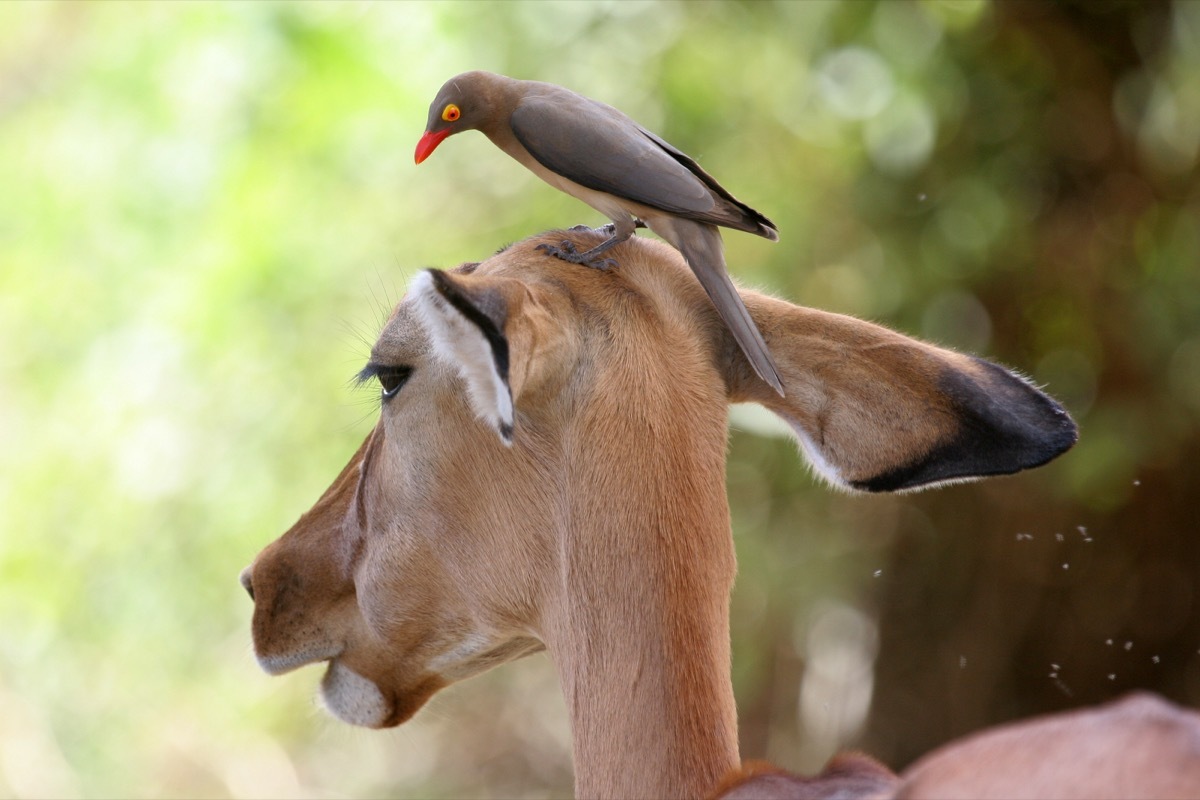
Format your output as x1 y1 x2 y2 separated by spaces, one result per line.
255 643 343 676
254 642 400 728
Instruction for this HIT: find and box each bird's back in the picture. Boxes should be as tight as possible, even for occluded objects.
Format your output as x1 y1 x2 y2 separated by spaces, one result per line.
507 81 777 240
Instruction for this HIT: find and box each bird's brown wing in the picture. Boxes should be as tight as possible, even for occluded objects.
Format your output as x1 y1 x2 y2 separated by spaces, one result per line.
636 126 778 240
511 95 757 228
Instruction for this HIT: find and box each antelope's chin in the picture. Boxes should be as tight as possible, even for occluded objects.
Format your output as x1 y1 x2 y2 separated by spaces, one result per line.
319 660 392 728
319 660 446 729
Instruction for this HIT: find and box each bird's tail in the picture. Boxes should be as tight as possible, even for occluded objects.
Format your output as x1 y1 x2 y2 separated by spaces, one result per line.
679 224 785 397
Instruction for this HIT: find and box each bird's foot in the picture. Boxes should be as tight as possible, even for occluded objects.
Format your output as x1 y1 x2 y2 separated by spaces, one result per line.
588 220 646 236
535 240 617 271
566 221 646 237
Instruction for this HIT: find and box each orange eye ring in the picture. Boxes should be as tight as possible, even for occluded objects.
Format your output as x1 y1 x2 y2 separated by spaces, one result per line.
442 104 461 122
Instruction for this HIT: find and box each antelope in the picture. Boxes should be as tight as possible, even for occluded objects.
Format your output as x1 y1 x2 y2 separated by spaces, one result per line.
717 691 1200 799
241 227 1140 798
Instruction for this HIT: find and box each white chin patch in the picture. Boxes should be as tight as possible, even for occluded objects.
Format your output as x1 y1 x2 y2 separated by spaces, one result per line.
410 270 514 445
319 661 390 728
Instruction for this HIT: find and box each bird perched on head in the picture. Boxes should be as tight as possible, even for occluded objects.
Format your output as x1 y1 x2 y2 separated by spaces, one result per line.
415 70 785 396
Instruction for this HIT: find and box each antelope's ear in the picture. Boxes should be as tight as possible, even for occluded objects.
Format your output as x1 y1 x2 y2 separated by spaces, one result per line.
728 295 1078 492
411 268 518 445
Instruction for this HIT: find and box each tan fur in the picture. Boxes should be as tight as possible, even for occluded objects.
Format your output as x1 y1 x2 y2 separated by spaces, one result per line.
709 693 1200 799
896 692 1200 800
713 754 899 800
243 230 1080 798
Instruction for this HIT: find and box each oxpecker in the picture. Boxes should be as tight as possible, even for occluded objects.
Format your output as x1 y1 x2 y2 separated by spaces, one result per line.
415 71 785 396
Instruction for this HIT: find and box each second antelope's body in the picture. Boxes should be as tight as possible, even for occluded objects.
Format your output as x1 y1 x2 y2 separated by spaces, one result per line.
241 229 1111 798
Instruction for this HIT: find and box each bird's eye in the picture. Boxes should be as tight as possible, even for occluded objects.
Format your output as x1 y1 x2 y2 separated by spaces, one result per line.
378 367 412 400
442 103 461 122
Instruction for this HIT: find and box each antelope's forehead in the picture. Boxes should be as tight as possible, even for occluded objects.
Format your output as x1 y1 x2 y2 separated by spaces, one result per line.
371 297 430 364
371 254 510 362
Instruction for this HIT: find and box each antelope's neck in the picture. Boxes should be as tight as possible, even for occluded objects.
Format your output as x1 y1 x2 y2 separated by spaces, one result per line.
543 463 740 798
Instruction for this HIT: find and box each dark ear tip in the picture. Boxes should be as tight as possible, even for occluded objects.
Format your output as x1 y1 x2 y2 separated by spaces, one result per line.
1042 401 1080 458
852 360 1080 493
426 268 454 297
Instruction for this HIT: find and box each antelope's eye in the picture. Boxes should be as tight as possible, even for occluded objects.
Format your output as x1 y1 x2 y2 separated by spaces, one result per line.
356 362 413 402
377 366 412 400
442 103 461 122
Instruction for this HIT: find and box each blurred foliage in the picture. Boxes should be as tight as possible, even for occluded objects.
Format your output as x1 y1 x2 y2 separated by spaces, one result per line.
1 1 1198 798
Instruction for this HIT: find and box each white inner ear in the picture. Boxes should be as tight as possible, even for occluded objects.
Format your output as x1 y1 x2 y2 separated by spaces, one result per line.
730 404 851 492
789 426 851 492
411 271 514 445
724 407 849 494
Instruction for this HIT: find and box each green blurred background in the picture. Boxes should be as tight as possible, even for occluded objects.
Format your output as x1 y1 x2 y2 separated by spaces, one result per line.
1 1 1198 797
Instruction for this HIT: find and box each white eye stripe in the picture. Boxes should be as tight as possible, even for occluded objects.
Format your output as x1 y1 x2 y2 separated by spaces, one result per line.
411 271 514 445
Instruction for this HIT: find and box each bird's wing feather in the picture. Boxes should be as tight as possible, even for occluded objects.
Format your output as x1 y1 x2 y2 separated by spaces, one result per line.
637 125 778 239
511 95 728 219
672 220 784 395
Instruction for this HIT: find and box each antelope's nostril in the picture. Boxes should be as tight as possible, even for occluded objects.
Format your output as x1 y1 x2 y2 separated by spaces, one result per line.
239 567 255 601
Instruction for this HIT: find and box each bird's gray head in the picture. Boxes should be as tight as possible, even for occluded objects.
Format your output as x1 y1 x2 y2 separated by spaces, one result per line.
414 71 511 164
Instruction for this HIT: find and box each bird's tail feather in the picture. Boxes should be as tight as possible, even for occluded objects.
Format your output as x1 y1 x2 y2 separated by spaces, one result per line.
680 225 785 397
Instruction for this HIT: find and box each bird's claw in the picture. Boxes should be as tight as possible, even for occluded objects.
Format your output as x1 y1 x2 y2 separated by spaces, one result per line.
535 241 617 270
534 240 579 257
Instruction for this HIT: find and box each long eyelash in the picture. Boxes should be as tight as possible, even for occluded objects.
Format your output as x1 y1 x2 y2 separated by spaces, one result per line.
354 363 384 387
343 369 386 422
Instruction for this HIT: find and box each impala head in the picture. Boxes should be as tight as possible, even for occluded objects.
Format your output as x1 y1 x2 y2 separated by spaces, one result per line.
240 252 576 728
241 229 1076 795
